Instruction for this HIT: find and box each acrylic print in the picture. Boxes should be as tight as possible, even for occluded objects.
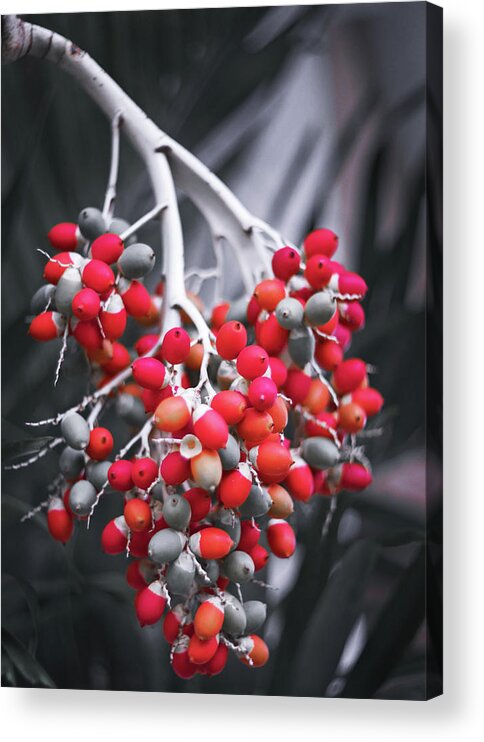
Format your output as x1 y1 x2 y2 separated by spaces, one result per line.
1 4 443 699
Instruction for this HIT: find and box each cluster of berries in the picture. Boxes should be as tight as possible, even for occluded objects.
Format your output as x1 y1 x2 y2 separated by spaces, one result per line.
28 220 383 679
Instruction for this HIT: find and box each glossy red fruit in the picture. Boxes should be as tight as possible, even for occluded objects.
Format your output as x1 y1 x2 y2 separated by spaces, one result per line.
216 321 247 360
124 498 152 532
194 597 224 639
305 411 338 438
250 440 292 481
304 255 332 289
171 635 198 679
349 387 384 416
71 318 103 350
237 408 274 443
47 497 73 543
141 388 166 413
338 462 372 491
268 357 288 388
48 222 79 251
189 528 233 560
211 390 247 425
119 279 151 317
315 338 343 372
135 333 159 357
72 288 101 320
271 246 301 282
155 395 191 432
337 402 367 433
284 456 314 502
332 358 367 395
82 259 115 294
249 543 269 571
132 457 159 489
302 378 330 415
108 460 134 492
248 376 278 411
86 427 113 460
267 518 296 558
160 451 191 486
43 252 77 284
101 342 131 374
255 313 289 356
161 327 191 365
246 295 261 324
236 345 269 380
135 582 167 627
29 311 65 341
240 635 269 668
126 560 150 590
183 487 211 522
210 302 230 330
329 271 368 297
163 605 192 643
333 323 352 350
101 515 129 554
202 641 228 676
339 301 365 331
303 228 339 259
188 633 219 665
237 520 261 553
99 294 127 340
91 233 124 264
283 368 312 406
267 397 288 434
132 357 166 390
218 463 252 508
193 405 229 450
253 279 286 312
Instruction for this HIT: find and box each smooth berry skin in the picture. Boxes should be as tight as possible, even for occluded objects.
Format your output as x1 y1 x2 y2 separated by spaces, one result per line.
248 376 278 411
91 233 124 264
86 427 114 460
82 260 115 294
48 223 79 251
216 321 247 360
161 327 191 365
236 345 269 381
132 357 166 390
272 246 301 282
108 460 134 492
303 228 339 259
131 457 158 489
253 279 286 312
72 288 101 320
304 255 332 289
124 498 152 532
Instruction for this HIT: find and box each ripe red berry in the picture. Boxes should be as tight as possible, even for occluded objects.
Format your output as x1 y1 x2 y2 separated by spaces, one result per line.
267 397 288 433
192 405 229 450
155 395 192 432
330 271 368 297
236 345 269 380
337 402 367 433
249 543 269 571
91 233 124 264
248 376 278 411
135 333 160 357
283 368 312 406
101 516 129 554
171 635 198 679
210 302 230 329
303 228 339 259
332 358 367 395
315 338 343 372
48 223 79 251
108 460 134 491
71 288 101 320
338 462 372 491
211 390 247 425
253 279 286 312
126 560 150 590
239 635 269 668
250 440 292 481
202 641 228 676
194 597 224 639
237 520 261 553
267 518 296 558
217 463 252 508
160 451 191 486
349 387 384 417
183 487 211 522
82 259 115 294
124 498 152 532
304 255 332 289
132 457 159 489
216 321 247 360
43 251 78 285
29 311 66 342
284 456 314 502
255 313 289 356
86 427 113 460
161 327 191 365
118 279 151 318
339 301 365 331
135 582 167 627
47 497 73 543
132 357 166 390
268 356 288 388
271 246 301 282
189 528 233 560
101 341 131 375
99 294 127 340
237 408 274 443
188 633 219 665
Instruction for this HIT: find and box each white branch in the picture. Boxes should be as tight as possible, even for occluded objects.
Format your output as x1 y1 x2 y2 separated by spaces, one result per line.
102 112 122 221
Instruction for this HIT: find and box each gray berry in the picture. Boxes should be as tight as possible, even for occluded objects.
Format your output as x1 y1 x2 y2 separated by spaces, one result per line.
288 326 315 368
86 460 111 490
166 552 196 595
109 218 137 246
54 267 83 317
218 434 240 471
148 528 186 564
58 446 85 479
162 494 191 531
304 291 335 327
301 437 340 470
243 600 267 634
212 508 241 550
118 243 155 279
238 484 272 518
69 480 97 516
275 297 304 330
78 207 106 241
115 394 147 426
30 284 56 315
222 551 255 583
222 592 247 636
61 412 90 451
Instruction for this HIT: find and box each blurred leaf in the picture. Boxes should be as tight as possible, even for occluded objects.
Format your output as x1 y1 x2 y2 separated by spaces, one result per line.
340 545 425 698
2 436 55 464
1 493 49 533
2 627 55 688
1 648 17 686
291 540 377 697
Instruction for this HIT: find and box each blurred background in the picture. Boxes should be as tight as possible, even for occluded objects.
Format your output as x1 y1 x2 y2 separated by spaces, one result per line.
1 3 442 699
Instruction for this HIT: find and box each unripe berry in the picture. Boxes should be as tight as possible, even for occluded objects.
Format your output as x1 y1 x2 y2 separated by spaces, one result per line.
161 327 191 365
194 596 224 639
304 290 336 327
223 550 255 583
255 313 289 356
118 242 155 278
69 480 97 517
211 390 247 425
253 279 286 312
108 460 134 491
284 455 314 501
29 311 66 342
222 593 247 637
109 217 136 244
189 527 233 560
275 297 304 330
90 233 124 267
267 518 296 558
188 633 219 665
239 635 269 668
148 529 186 564
332 358 367 395
54 266 83 317
268 356 288 388
184 487 211 522
163 493 192 531
304 228 338 259
236 345 269 380
48 223 79 251
267 483 294 518
171 635 198 679
283 368 312 405
124 498 152 532
337 402 367 433
72 287 101 320
243 601 267 634
217 434 240 472
30 284 56 315
301 437 340 470
81 259 115 294
116 393 148 426
315 338 343 372
132 357 166 390
166 552 196 595
192 404 229 450
135 581 167 627
272 246 301 281
47 497 73 543
86 460 111 491
101 516 129 554
86 427 113 460
78 207 106 242
216 321 247 360
238 484 272 518
155 395 191 432
237 408 274 443
288 326 315 368
99 294 127 340
190 449 223 490
249 440 292 481
131 457 158 489
118 278 151 317
61 412 90 451
58 446 85 480
218 462 252 508
249 543 269 571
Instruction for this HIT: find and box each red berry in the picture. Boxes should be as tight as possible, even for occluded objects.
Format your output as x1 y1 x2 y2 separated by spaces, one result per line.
161 327 191 365
248 376 278 411
216 321 247 360
194 597 224 639
304 228 339 259
135 582 167 627
91 233 124 264
160 451 191 486
108 460 134 491
29 311 65 341
240 635 269 668
237 520 261 553
253 279 286 312
72 288 101 320
237 408 274 443
192 405 229 450
132 357 166 390
211 390 247 425
47 497 73 543
43 252 77 285
124 498 152 532
349 388 384 417
101 516 129 554
202 641 228 676
48 223 79 251
188 633 219 665
183 487 211 522
218 463 252 508
304 255 332 289
255 313 289 355
332 358 367 395
250 440 292 481
132 457 159 489
337 402 367 433
99 294 127 340
82 259 115 294
71 317 103 350
118 279 151 317
236 345 269 380
135 333 160 357
101 342 131 374
248 543 269 571
86 427 113 460
283 368 312 406
272 246 301 282
155 395 192 432
315 339 343 372
189 528 233 560
267 518 296 558
284 456 314 502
